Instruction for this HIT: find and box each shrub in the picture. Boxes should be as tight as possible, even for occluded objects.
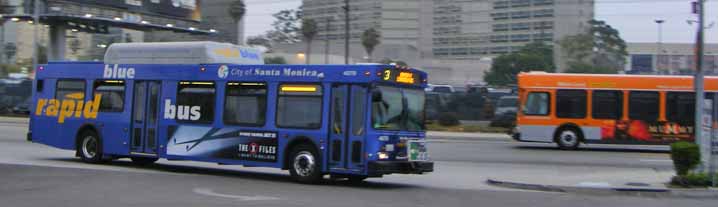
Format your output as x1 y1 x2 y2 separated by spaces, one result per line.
671 173 715 187
437 112 460 126
670 141 701 176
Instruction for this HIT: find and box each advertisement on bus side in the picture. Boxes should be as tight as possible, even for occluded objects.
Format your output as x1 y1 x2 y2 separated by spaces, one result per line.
167 126 278 162
600 120 695 144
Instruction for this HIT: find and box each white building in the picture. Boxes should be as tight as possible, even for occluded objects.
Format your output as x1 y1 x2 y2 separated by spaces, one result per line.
292 0 595 85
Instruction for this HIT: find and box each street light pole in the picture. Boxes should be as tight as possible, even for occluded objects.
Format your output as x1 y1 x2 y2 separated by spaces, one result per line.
343 0 350 64
31 0 39 73
655 19 665 74
692 0 708 175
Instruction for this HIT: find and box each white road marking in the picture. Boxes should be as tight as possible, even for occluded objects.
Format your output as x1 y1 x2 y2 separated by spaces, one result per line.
639 159 672 163
576 182 612 188
192 188 280 201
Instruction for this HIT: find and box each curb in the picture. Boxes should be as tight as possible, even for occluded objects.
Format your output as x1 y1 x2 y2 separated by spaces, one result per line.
487 179 718 198
427 136 512 143
0 118 29 124
426 132 512 142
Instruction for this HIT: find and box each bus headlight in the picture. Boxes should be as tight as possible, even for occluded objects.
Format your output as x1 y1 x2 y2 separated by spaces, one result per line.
378 152 389 160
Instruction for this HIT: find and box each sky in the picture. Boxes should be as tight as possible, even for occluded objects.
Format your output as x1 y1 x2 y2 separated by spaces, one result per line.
243 0 717 43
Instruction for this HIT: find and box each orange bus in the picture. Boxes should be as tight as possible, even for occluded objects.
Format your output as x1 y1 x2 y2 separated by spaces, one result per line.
513 72 716 150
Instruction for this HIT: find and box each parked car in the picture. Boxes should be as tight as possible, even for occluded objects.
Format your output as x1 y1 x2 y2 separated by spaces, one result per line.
490 96 518 128
493 95 518 117
12 97 31 115
426 84 455 93
425 92 450 121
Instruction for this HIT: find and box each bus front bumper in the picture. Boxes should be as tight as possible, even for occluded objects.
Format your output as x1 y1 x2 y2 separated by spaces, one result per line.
512 132 521 141
368 161 434 175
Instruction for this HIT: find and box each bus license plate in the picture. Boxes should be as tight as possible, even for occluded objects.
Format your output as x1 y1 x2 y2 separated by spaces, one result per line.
408 140 429 161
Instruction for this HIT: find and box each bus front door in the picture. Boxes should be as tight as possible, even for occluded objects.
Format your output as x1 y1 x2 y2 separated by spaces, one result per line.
130 81 161 156
329 84 367 173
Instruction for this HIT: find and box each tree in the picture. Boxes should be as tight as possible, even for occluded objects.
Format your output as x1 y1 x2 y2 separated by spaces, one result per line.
69 39 81 55
247 35 273 51
4 42 16 63
361 28 381 62
564 62 616 74
264 56 287 64
559 19 628 73
228 0 246 45
36 45 47 64
124 33 134 43
301 18 318 64
483 42 555 86
484 53 554 86
518 41 554 70
380 58 408 67
266 9 302 44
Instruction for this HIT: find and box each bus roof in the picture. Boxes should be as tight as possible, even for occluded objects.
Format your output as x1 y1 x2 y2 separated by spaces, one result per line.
518 72 718 91
38 42 427 87
104 41 264 65
37 63 428 87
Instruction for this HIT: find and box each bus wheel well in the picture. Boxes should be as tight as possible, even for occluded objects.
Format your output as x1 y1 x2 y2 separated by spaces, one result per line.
553 123 584 142
75 125 100 156
283 137 318 170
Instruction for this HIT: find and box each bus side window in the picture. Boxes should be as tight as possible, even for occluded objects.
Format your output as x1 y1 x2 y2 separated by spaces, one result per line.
224 82 267 126
666 92 695 124
592 90 623 120
36 79 44 92
523 92 550 116
93 80 126 113
177 81 216 123
277 84 323 129
56 80 86 112
56 80 86 100
556 90 587 119
628 91 659 121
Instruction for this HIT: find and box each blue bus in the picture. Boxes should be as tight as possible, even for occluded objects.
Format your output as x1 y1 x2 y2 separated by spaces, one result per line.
28 42 433 183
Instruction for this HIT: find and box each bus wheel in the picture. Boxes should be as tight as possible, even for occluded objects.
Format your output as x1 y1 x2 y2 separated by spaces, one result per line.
78 131 104 164
289 144 323 183
130 157 159 166
555 128 581 150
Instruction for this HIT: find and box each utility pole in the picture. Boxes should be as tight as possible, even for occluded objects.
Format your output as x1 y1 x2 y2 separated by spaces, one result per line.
343 0 350 64
655 19 665 74
325 17 332 64
692 0 710 178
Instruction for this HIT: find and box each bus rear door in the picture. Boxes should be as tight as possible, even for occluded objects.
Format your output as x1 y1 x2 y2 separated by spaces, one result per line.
329 84 367 173
130 81 162 156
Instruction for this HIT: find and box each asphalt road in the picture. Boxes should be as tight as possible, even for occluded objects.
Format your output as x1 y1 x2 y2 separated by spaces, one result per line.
0 123 714 207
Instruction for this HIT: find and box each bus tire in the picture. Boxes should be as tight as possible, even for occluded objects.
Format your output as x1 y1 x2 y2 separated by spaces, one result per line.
555 127 581 150
130 157 159 166
289 144 323 184
78 130 104 164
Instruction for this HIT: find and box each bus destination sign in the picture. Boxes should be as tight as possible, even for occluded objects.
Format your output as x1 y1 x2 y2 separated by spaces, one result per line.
382 69 418 85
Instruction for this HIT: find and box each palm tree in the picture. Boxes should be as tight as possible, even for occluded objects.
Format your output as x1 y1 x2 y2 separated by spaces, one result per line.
228 0 246 45
301 18 318 64
0 0 16 64
361 28 381 62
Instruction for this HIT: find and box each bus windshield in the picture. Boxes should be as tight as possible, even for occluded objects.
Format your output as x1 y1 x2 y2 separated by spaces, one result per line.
371 85 426 131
